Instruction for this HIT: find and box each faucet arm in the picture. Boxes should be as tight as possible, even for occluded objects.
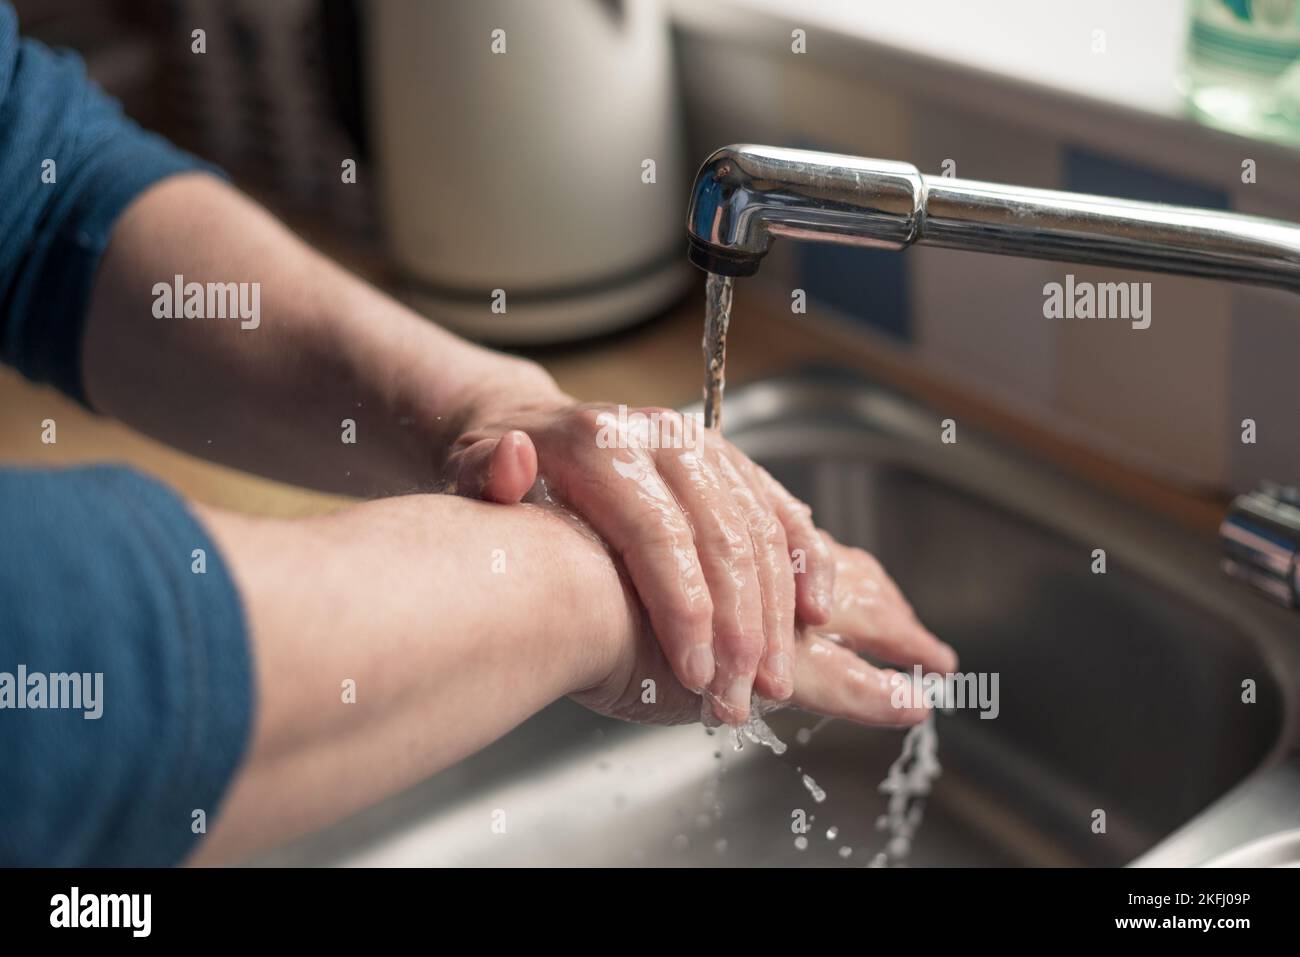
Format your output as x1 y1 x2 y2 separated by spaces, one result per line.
920 176 1300 294
686 144 1300 294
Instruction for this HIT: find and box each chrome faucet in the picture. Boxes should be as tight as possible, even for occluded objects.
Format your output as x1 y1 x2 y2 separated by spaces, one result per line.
685 144 1300 607
685 144 1300 290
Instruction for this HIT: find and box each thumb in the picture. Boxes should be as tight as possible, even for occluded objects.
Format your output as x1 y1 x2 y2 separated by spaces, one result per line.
450 430 538 504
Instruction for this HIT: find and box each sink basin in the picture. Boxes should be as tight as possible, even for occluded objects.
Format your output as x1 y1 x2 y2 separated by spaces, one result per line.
249 373 1299 867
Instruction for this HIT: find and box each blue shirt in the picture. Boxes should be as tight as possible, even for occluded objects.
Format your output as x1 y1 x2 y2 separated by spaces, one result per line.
0 3 253 866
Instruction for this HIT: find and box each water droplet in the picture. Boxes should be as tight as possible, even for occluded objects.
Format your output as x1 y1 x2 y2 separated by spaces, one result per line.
672 834 690 852
793 836 808 851
826 826 839 840
795 727 813 745
714 838 728 855
838 846 853 859
801 774 826 803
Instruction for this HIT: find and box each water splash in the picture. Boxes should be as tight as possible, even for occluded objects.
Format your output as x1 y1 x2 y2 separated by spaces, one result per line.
700 691 788 755
873 716 941 866
734 710 788 755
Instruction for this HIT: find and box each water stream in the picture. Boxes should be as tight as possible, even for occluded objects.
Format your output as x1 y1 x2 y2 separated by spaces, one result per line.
698 271 942 865
702 273 733 430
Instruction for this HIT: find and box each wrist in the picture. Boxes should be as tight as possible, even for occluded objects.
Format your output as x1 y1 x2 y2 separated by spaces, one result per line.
458 356 571 432
543 509 642 698
397 349 571 485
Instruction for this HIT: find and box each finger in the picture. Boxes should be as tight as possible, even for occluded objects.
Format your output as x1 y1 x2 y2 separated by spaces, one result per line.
558 445 717 694
449 430 538 504
823 538 957 674
791 634 930 726
755 465 834 625
655 444 768 723
716 449 796 707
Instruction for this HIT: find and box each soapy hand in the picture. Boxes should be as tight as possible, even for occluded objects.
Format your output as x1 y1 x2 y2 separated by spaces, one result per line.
571 532 958 727
444 397 835 725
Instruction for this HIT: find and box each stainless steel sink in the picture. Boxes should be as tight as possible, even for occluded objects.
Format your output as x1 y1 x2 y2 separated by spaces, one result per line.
249 373 1300 867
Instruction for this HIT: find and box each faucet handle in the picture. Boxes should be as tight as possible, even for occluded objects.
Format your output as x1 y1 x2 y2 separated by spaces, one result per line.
1220 484 1300 609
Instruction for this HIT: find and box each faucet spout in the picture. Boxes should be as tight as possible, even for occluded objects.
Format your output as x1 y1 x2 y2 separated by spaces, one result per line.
686 144 1300 293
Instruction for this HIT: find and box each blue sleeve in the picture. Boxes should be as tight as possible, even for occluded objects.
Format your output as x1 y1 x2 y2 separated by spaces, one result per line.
0 466 254 866
0 2 217 404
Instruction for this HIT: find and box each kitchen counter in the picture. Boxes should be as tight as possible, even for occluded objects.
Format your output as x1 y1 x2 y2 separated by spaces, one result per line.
0 247 1228 532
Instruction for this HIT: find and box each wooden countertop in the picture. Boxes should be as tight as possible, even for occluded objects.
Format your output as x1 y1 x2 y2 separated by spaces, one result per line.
0 247 1228 533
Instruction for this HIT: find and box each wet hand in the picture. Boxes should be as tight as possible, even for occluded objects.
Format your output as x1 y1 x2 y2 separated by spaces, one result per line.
573 532 957 728
445 400 835 725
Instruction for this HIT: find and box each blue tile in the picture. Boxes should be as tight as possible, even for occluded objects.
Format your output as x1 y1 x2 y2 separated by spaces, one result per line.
796 241 911 341
1063 147 1229 209
790 138 912 342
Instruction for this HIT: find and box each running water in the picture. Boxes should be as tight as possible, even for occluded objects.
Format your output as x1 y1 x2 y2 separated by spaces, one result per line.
702 271 787 754
697 272 941 863
702 273 733 430
700 271 788 754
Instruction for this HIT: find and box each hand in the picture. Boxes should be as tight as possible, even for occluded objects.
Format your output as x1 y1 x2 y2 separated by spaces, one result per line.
571 532 957 727
444 396 836 726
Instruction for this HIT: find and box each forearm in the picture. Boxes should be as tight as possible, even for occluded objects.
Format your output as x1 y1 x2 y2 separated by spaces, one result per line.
82 174 564 496
188 493 636 864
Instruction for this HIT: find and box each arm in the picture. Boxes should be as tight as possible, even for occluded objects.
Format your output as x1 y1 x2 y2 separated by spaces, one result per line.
82 174 837 725
81 174 553 497
187 494 640 863
0 462 950 866
189 494 955 864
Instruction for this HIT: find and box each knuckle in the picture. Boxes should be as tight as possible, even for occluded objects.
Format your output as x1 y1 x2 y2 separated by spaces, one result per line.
716 629 764 671
667 598 713 634
633 511 693 552
697 524 753 565
573 405 610 436
780 497 815 525
753 514 787 550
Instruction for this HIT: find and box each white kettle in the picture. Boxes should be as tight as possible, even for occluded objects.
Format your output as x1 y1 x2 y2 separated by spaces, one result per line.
367 0 692 344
